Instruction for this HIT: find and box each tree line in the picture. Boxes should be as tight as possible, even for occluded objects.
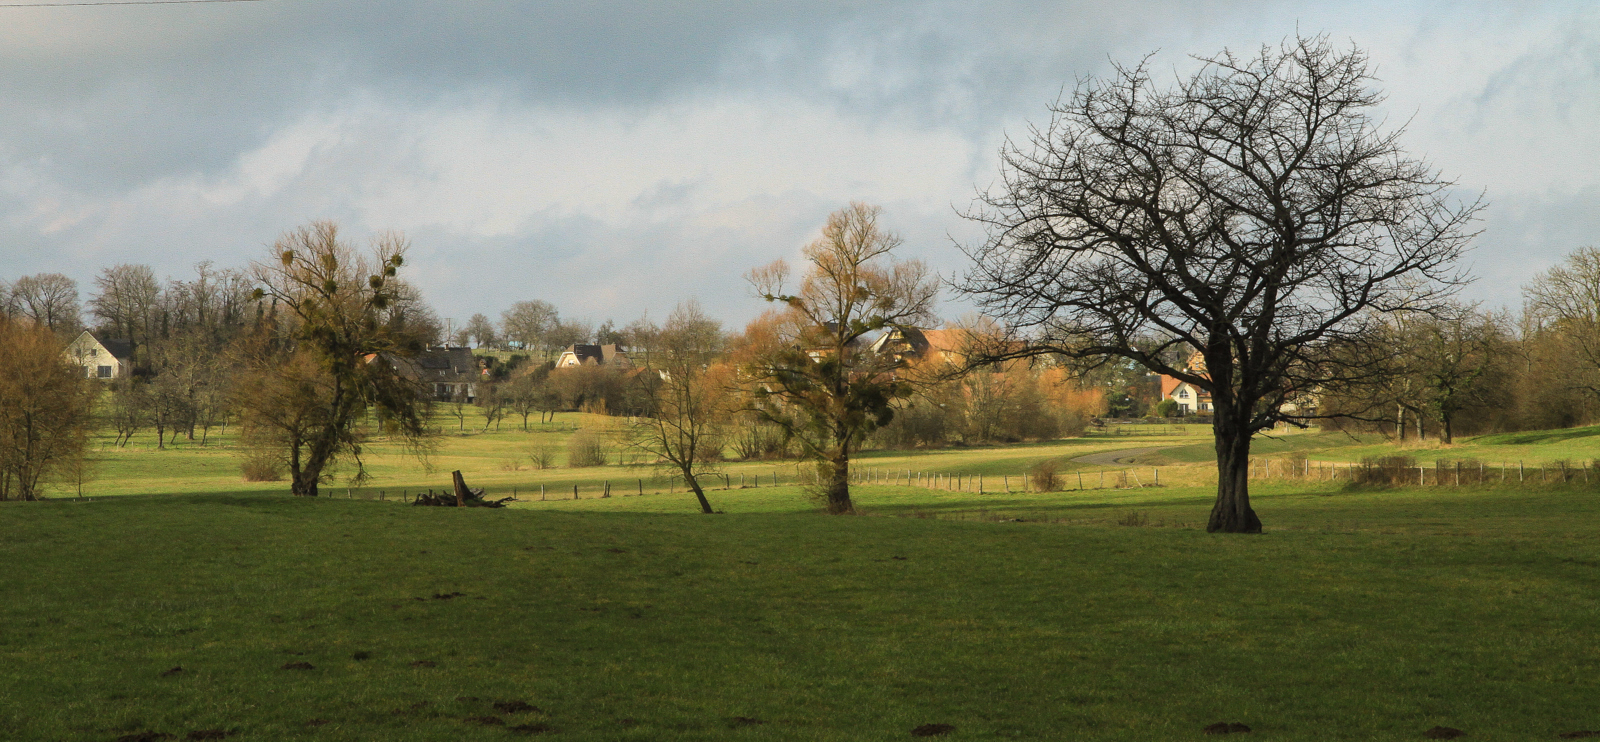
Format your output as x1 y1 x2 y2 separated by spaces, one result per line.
5 35 1596 533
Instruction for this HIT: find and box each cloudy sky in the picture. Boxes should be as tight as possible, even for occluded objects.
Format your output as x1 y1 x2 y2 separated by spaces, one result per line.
2 0 1596 330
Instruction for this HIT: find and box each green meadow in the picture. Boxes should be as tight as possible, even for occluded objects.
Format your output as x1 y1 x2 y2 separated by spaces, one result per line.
3 418 1599 740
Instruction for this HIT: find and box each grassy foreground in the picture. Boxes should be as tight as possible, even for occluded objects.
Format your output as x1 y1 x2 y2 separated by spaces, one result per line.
3 477 1599 741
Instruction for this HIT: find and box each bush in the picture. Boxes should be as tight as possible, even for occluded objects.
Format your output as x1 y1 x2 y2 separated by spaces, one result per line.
1029 460 1061 492
566 430 608 468
240 450 284 482
730 416 791 460
1354 455 1417 486
527 442 558 470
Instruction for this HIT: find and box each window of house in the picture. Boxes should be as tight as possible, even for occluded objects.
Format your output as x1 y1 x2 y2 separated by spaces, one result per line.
98 366 113 378
1178 389 1189 399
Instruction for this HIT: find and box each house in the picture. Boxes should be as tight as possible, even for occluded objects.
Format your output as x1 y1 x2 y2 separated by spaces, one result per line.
64 331 133 380
555 343 632 369
869 326 974 368
1158 351 1212 415
379 346 484 402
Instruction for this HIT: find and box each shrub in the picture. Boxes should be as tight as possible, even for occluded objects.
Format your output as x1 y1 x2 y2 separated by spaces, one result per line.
527 442 558 470
1029 460 1061 492
1354 455 1417 486
240 450 284 482
566 430 608 468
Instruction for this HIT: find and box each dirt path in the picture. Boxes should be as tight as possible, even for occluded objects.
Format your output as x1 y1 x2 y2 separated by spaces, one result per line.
1071 444 1186 466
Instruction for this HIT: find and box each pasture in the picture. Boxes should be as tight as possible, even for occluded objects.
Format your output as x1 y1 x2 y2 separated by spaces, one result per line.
3 419 1599 740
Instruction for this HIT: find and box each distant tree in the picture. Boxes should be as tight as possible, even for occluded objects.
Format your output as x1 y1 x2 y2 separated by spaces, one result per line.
628 300 731 514
10 273 81 336
0 318 94 500
380 281 445 348
745 203 938 514
501 300 559 356
595 319 624 346
477 382 508 431
235 221 434 497
623 314 661 365
463 312 499 348
548 318 593 352
105 378 148 447
1412 307 1501 444
89 264 162 363
959 37 1480 532
1526 246 1600 400
447 386 471 431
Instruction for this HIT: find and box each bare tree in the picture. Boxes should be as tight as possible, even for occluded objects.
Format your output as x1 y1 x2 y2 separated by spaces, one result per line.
746 202 938 514
959 36 1481 532
10 274 81 336
0 318 94 500
477 381 508 431
237 221 435 497
501 300 559 356
89 264 162 363
1525 246 1600 398
628 300 731 514
1413 307 1501 444
463 312 499 349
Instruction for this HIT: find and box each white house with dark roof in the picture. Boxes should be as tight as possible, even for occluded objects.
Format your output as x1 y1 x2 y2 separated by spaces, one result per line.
64 331 133 379
555 343 632 369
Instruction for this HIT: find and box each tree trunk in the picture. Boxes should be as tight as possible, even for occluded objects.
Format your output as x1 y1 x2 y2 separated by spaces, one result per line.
685 474 714 514
291 468 320 497
1440 414 1454 444
825 453 853 514
1208 410 1262 534
1395 404 1406 440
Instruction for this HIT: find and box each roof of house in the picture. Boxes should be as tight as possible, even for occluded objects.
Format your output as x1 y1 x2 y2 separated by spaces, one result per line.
95 335 133 360
559 343 630 365
384 346 481 382
69 331 133 360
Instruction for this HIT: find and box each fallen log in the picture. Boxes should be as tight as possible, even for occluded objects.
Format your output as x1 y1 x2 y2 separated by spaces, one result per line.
411 470 517 508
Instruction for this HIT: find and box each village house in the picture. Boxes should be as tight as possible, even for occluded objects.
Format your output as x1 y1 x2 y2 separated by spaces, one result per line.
376 346 485 402
63 330 133 380
554 343 632 369
869 326 973 368
1158 352 1213 415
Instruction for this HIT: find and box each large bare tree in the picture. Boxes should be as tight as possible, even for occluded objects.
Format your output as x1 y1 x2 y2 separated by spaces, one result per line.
9 274 81 336
960 37 1480 532
747 202 938 514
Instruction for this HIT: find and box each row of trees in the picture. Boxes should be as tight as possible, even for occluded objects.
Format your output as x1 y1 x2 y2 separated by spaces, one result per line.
9 36 1600 536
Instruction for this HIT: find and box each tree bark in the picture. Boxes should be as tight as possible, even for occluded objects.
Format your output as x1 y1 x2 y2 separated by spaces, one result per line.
290 468 320 497
1208 409 1262 534
825 453 853 514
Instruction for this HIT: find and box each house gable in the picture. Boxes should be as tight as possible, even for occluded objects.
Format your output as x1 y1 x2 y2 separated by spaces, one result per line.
63 330 132 380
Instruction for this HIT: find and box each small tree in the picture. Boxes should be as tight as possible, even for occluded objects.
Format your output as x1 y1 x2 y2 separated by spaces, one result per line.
0 318 94 500
746 203 938 513
960 37 1480 532
463 312 499 349
627 300 731 514
477 382 507 431
237 221 434 497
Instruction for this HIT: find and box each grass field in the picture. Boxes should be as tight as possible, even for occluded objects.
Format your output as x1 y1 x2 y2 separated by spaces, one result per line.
4 420 1600 740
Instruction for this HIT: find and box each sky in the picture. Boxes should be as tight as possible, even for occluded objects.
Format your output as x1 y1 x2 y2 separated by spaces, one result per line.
2 0 1597 332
